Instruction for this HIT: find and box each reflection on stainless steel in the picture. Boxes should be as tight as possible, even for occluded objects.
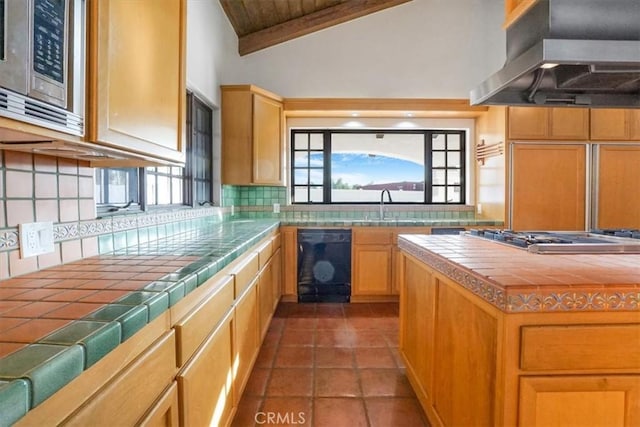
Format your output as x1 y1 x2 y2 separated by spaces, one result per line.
465 229 640 254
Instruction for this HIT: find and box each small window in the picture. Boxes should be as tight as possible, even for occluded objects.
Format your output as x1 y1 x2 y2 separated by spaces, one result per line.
291 129 466 204
95 168 141 213
95 92 215 214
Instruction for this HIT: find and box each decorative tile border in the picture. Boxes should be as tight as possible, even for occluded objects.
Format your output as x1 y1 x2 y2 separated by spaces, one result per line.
398 237 640 313
0 207 222 252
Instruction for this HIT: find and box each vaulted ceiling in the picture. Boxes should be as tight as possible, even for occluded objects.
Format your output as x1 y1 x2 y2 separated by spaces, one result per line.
219 0 413 56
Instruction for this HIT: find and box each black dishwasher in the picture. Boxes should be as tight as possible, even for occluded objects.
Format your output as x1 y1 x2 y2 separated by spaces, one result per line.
297 229 352 303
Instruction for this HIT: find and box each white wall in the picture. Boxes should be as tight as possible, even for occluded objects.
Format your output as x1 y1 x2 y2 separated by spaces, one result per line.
186 0 237 107
219 0 506 99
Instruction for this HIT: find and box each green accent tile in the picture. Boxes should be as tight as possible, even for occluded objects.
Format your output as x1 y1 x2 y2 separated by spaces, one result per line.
196 265 213 286
143 281 185 307
84 304 148 342
113 231 127 251
182 275 198 294
126 230 138 248
39 321 121 369
0 344 84 408
98 234 113 254
0 379 30 426
115 292 169 321
138 227 149 244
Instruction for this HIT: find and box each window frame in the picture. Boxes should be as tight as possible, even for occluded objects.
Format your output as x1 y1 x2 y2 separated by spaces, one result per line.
290 128 466 205
95 91 215 216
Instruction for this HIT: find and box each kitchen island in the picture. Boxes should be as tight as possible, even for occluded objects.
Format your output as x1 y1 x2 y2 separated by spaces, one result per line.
397 234 640 427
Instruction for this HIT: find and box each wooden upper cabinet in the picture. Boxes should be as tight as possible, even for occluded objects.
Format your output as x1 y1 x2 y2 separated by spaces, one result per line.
511 144 587 231
508 107 589 140
590 109 640 141
596 145 640 229
221 85 284 186
86 0 186 164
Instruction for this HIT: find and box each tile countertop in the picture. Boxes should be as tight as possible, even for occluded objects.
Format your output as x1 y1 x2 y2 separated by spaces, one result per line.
0 219 279 425
398 234 640 314
279 218 503 227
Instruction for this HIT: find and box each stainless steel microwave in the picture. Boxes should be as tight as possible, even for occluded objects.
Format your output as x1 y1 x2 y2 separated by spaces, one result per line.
0 0 84 135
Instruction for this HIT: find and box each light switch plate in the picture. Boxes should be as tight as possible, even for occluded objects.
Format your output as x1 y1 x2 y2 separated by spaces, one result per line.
273 203 280 213
19 222 54 258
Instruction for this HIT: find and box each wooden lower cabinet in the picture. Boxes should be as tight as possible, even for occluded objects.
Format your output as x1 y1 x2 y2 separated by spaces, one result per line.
138 382 180 427
258 256 275 340
352 244 392 296
281 227 298 300
65 331 177 426
519 376 640 427
177 310 234 427
399 251 640 427
233 280 260 404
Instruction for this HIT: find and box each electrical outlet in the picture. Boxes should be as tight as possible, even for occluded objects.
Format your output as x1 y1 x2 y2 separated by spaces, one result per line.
477 203 483 215
231 205 235 216
273 203 280 213
19 222 54 258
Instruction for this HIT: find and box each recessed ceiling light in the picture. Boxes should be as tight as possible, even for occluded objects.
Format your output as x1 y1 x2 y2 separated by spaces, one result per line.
540 63 559 69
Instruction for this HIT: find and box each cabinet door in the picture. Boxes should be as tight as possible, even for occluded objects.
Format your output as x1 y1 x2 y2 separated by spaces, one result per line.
257 260 274 340
65 332 177 426
590 109 629 140
509 107 589 140
352 244 392 295
399 254 435 402
138 382 179 427
549 108 589 140
629 110 640 140
511 144 587 230
596 145 640 229
508 107 548 140
177 311 234 427
253 94 283 184
87 0 186 164
519 376 640 427
271 248 282 308
234 281 259 404
281 227 298 298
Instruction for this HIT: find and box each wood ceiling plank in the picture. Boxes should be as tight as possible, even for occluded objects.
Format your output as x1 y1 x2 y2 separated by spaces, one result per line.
219 0 253 36
288 0 304 19
238 0 413 55
273 0 293 23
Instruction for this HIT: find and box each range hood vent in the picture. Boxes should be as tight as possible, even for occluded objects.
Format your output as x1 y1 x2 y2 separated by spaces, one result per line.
471 0 640 107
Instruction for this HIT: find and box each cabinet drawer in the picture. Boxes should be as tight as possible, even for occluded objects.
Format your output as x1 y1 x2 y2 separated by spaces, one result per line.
138 382 179 427
272 233 281 250
521 324 640 371
229 251 259 298
353 229 393 245
65 331 177 426
257 240 273 269
173 275 234 367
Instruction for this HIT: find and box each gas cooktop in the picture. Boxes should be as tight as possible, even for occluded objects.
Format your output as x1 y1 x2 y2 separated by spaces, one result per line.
466 229 640 254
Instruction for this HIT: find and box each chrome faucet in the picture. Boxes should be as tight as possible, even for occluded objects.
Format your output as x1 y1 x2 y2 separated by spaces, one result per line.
380 189 392 220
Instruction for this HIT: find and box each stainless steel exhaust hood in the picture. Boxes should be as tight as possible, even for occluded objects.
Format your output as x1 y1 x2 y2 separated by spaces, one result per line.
470 0 640 107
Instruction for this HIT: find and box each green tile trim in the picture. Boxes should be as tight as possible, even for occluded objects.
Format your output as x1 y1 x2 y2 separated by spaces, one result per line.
83 305 148 342
39 321 121 369
0 344 84 407
0 379 30 427
143 281 186 307
115 292 169 322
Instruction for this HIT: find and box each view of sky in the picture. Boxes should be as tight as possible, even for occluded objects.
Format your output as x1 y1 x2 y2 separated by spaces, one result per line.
331 153 424 187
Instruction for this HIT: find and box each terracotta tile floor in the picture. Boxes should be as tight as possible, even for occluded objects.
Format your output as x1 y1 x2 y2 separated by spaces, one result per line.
232 302 430 427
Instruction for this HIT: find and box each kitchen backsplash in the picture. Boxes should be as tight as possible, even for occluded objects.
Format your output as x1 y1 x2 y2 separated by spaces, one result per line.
0 168 477 280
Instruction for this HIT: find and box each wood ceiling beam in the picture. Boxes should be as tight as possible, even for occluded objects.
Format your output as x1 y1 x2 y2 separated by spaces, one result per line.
283 98 489 113
238 0 413 56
